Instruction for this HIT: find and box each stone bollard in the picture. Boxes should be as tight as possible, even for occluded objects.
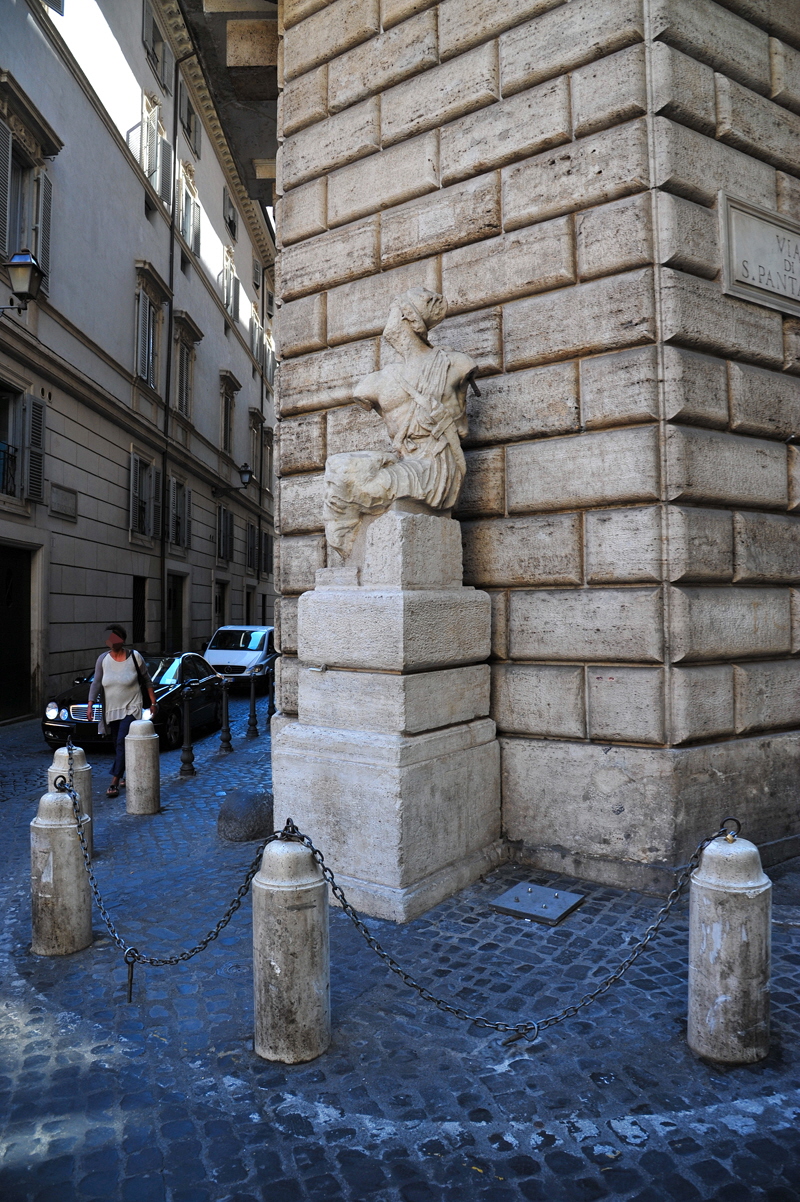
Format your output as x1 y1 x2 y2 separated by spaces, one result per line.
125 719 161 815
688 834 771 1063
252 838 331 1063
49 746 93 859
31 790 92 956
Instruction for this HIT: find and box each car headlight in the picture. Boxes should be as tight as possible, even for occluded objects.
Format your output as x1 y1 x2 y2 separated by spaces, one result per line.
59 708 70 721
45 702 59 720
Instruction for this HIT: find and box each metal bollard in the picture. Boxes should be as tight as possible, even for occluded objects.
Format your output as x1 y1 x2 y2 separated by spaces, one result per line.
246 669 259 739
688 833 771 1063
252 838 331 1063
180 685 196 777
31 790 92 956
125 719 160 814
219 677 233 754
49 746 93 859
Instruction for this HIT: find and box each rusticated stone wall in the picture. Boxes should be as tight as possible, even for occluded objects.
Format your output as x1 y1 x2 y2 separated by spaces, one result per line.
272 0 800 891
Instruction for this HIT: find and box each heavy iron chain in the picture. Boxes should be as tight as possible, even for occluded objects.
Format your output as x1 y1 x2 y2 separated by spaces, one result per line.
55 738 742 1040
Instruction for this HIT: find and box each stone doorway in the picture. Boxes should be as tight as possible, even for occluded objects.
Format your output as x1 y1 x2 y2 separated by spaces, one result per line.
0 544 31 720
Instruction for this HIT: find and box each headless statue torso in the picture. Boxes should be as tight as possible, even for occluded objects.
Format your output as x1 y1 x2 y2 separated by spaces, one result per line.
323 289 478 561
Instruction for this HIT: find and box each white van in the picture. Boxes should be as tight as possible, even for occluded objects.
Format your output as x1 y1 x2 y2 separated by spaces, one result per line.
205 626 276 686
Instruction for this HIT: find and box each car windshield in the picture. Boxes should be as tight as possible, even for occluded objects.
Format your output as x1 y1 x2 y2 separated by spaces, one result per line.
208 629 266 651
144 657 181 685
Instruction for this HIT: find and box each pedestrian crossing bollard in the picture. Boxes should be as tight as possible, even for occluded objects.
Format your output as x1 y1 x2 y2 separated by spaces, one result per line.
49 746 93 858
252 836 331 1063
125 719 161 815
688 831 771 1063
30 789 92 956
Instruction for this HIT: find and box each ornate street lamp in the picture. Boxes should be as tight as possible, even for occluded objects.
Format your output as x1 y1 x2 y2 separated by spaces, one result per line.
212 462 253 497
1 249 46 314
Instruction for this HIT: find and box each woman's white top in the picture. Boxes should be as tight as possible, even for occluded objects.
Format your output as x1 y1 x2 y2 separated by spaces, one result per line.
101 654 141 722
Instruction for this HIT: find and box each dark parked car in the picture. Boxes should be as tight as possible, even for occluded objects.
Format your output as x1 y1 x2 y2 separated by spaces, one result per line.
42 653 224 750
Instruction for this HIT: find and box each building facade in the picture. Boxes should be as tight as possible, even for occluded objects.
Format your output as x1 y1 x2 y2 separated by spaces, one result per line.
0 0 277 722
269 0 800 899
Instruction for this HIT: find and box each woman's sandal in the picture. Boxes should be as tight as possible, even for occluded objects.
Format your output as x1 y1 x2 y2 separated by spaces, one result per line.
106 786 119 798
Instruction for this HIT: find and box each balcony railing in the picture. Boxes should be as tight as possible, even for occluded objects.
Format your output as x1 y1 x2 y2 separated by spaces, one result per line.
0 442 18 497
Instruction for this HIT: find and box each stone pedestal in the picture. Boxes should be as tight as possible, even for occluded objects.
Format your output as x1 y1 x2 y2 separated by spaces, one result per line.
272 506 503 921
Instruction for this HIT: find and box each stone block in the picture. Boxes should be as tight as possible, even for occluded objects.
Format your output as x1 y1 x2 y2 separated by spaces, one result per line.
438 0 565 60
667 426 788 508
713 1 800 47
728 361 800 439
571 43 647 138
380 0 437 30
327 131 439 227
298 587 491 671
584 507 662 584
361 509 464 590
733 512 800 582
284 0 328 26
734 659 800 732
504 268 656 369
278 217 379 300
576 193 652 281
226 19 278 66
440 77 571 186
279 339 379 415
492 663 585 737
278 413 326 474
326 401 394 457
670 665 735 744
651 41 716 136
461 514 582 587
380 173 501 270
667 507 734 582
777 171 800 222
455 448 505 518
791 445 800 511
282 98 379 189
442 218 575 314
282 65 328 137
276 654 299 713
381 41 499 147
509 587 663 662
271 717 501 920
651 0 770 95
503 118 649 230
275 293 326 358
298 663 490 733
279 472 325 535
217 788 274 841
277 596 299 654
279 534 326 594
663 346 729 428
580 345 658 429
770 37 800 116
278 177 327 246
327 258 440 344
653 117 776 209
657 193 719 280
327 10 437 113
793 588 800 651
785 319 800 377
670 586 791 661
716 74 800 174
507 426 659 513
660 268 784 367
464 361 579 446
283 0 380 80
499 0 644 97
428 308 502 375
588 667 665 744
490 590 508 658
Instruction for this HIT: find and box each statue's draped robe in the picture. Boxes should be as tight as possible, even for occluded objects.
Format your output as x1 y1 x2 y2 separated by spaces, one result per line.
323 348 467 557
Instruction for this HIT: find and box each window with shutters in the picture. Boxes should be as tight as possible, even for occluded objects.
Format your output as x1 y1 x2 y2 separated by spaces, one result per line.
261 530 273 578
142 0 174 93
217 505 234 562
126 97 172 206
223 186 238 241
221 386 234 455
23 394 45 503
263 427 274 495
178 79 201 158
0 78 61 294
178 165 200 254
172 310 202 419
246 522 257 573
129 452 162 539
135 263 170 393
222 251 240 323
0 388 21 499
253 257 262 292
168 478 192 548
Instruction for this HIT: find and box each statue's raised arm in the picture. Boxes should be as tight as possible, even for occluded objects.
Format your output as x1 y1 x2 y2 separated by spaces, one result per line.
323 288 478 560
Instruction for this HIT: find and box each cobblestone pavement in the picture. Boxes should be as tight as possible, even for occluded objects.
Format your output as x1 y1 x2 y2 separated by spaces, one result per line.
1 701 800 1202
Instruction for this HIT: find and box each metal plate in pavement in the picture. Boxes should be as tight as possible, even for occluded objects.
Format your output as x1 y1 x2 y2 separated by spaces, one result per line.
490 882 585 926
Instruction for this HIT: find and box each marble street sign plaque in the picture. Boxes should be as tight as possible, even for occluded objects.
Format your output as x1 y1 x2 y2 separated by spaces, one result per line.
721 192 800 318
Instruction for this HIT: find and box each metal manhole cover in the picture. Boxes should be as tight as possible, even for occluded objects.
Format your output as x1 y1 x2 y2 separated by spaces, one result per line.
490 882 584 926
218 962 252 978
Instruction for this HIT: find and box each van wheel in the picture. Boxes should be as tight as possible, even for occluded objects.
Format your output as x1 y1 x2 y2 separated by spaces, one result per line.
165 709 182 749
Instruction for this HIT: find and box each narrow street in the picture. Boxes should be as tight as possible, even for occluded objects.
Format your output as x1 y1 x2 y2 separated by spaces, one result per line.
1 702 799 1201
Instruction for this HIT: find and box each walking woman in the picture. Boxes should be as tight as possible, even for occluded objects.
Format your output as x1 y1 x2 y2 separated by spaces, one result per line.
87 625 157 798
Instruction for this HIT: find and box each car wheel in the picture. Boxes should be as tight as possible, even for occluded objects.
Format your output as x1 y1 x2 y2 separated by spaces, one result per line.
165 708 182 750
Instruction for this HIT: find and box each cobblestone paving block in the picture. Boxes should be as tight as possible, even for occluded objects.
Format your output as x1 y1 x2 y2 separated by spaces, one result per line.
1 699 799 1200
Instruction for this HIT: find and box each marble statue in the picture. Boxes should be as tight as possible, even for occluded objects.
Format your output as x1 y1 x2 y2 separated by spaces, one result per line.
323 288 480 560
